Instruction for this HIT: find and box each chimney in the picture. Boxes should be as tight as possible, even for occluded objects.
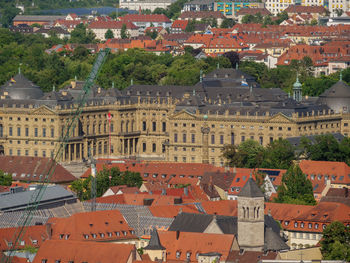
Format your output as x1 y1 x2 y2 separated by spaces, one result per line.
46 223 52 239
176 230 180 240
184 187 188 196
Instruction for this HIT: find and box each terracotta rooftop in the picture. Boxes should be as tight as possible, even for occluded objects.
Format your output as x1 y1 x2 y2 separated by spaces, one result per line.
33 240 138 263
0 156 76 183
284 5 327 14
158 230 235 261
48 209 137 241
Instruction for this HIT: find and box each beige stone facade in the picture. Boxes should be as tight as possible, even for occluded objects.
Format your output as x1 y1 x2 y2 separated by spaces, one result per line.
1 68 349 166
0 94 347 165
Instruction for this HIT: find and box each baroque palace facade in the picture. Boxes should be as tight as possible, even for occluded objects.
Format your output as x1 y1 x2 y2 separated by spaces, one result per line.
0 68 350 166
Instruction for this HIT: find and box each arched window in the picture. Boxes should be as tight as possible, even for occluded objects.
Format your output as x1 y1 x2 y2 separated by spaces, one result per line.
257 207 260 218
247 207 249 218
254 207 256 219
243 207 246 218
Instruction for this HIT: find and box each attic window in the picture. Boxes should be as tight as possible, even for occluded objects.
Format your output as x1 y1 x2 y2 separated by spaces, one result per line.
123 231 127 236
107 232 112 237
284 221 289 226
92 234 97 238
315 223 319 229
84 234 89 239
32 240 38 245
161 174 167 178
115 232 120 236
236 178 240 182
152 173 158 178
89 224 93 227
59 234 64 239
308 223 312 229
41 260 47 263
300 222 304 228
100 233 105 238
317 174 322 180
186 252 191 259
331 175 336 181
339 176 344 181
65 234 70 240
322 224 327 230
294 222 298 228
323 214 328 218
176 251 181 259
144 173 149 177
105 222 109 225
120 221 123 224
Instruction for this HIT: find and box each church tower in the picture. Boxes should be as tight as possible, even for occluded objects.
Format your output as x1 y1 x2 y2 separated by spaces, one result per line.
237 174 265 251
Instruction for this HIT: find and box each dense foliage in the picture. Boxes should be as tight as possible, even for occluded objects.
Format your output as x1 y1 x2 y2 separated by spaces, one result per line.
299 135 350 166
274 165 316 205
70 167 142 200
222 138 295 169
242 11 288 26
153 0 188 19
321 221 350 261
0 28 231 91
0 170 12 186
239 60 350 96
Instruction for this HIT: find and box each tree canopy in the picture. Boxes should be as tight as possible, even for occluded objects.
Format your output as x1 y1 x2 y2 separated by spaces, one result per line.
70 167 142 201
299 135 350 165
0 170 12 186
321 221 350 261
274 165 316 205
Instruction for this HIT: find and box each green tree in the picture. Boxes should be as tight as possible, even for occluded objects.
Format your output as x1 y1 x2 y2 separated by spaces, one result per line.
69 23 96 44
0 4 20 28
70 167 142 201
185 19 196 32
222 140 264 168
310 18 318 25
261 139 295 169
321 221 350 261
105 29 114 40
223 51 239 68
72 45 90 61
0 170 12 186
145 30 158 39
221 18 235 28
121 24 129 39
274 165 316 205
242 14 255 24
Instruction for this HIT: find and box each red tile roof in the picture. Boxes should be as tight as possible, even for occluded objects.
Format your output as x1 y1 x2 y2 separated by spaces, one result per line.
48 210 137 241
33 240 138 263
158 230 235 261
284 5 327 14
89 20 138 29
171 20 188 30
200 200 238 216
226 250 278 263
0 225 49 251
0 156 76 183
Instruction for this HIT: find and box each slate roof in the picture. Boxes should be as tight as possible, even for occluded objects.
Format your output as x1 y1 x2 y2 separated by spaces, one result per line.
0 73 44 100
237 176 264 198
168 212 288 251
286 133 344 148
0 185 77 212
144 228 165 250
319 80 350 98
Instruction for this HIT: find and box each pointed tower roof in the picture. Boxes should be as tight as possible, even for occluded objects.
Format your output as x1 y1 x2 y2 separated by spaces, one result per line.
238 175 264 198
144 228 165 250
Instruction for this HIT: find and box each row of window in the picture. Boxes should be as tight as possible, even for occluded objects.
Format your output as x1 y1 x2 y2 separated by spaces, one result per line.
291 232 320 240
8 149 54 158
285 221 327 230
173 133 274 145
7 117 54 122
308 174 344 181
141 121 166 132
9 140 55 146
5 126 55 138
85 123 114 135
82 230 133 240
7 239 37 247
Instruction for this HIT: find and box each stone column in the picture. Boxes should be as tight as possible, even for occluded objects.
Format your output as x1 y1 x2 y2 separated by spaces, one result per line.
68 143 71 162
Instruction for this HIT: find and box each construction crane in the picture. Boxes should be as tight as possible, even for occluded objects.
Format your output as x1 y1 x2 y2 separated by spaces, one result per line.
1 48 110 263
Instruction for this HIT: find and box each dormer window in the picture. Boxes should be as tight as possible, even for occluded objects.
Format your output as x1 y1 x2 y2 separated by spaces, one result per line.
92 234 97 238
116 232 120 236
59 234 64 239
284 221 289 226
107 232 112 237
65 234 70 240
315 223 319 229
294 222 298 228
300 222 304 228
176 251 181 259
186 252 191 259
100 233 105 238
84 234 89 239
